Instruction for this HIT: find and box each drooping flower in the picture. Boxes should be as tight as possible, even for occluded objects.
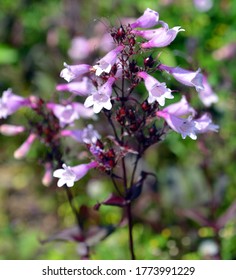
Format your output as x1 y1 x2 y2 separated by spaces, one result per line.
141 26 185 48
47 102 93 127
0 124 25 136
14 133 37 159
162 95 196 116
56 77 94 96
93 45 124 76
53 162 98 187
158 64 204 92
157 110 198 140
194 113 219 134
47 103 79 127
0 89 30 119
130 8 159 29
61 124 100 144
84 77 116 113
138 71 174 106
132 28 165 41
198 75 218 107
60 63 91 82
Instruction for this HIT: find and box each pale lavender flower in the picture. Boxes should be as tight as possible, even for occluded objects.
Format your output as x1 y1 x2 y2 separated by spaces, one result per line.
138 71 174 106
56 77 94 96
163 95 196 116
60 63 91 82
72 102 95 119
132 27 167 40
14 133 37 159
47 103 79 127
0 89 30 119
61 124 100 144
195 113 219 133
157 110 197 140
141 26 184 48
158 64 204 92
47 102 93 127
198 75 218 107
0 124 25 136
93 45 124 76
130 8 159 29
84 77 116 113
53 162 98 187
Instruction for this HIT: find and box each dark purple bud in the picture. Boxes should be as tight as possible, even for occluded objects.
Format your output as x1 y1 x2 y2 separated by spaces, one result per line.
144 55 155 68
129 60 139 73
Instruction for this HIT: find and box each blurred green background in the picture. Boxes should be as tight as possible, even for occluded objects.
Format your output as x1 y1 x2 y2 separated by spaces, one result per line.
0 0 236 259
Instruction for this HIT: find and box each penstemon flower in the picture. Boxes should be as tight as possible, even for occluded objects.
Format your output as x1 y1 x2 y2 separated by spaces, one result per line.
0 7 219 260
158 64 204 92
194 113 219 133
156 110 198 140
46 102 93 127
84 76 116 113
61 124 100 144
14 133 37 159
198 75 218 107
138 71 174 106
53 162 98 187
0 89 30 119
93 46 124 76
0 124 25 136
56 77 94 96
141 26 185 48
60 63 92 82
162 95 196 116
130 8 159 28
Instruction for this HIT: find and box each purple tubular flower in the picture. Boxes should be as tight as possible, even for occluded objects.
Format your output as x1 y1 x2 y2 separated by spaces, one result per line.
93 45 124 76
47 103 79 127
56 77 94 96
0 89 30 119
141 26 185 48
132 27 167 40
47 102 93 127
14 133 37 159
195 113 219 133
60 63 91 82
158 64 204 92
0 124 25 136
157 111 197 140
61 124 100 144
198 75 218 107
84 76 116 113
53 161 98 187
138 71 174 106
163 95 196 116
130 8 159 28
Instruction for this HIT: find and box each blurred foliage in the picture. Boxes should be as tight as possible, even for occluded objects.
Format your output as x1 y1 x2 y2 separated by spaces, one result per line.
1 0 236 260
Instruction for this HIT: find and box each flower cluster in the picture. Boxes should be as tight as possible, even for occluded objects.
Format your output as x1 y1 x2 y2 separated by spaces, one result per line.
0 8 218 190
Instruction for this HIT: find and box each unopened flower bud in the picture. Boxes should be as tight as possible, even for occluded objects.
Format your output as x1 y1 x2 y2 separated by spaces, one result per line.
144 55 155 68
